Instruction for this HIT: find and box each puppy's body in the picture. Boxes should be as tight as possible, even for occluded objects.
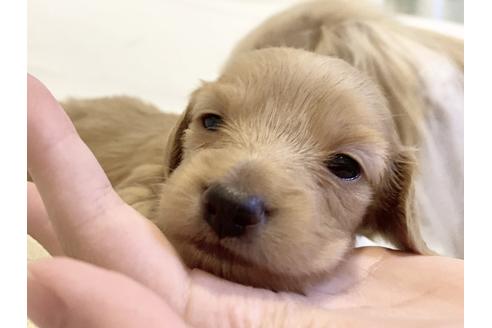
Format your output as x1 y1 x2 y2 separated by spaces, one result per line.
64 97 178 215
64 0 463 291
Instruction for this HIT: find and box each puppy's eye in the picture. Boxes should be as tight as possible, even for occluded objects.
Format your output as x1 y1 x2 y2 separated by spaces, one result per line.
326 154 361 180
201 114 223 131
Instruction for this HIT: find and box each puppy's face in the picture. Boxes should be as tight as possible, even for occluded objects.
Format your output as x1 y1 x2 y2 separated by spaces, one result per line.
155 48 429 292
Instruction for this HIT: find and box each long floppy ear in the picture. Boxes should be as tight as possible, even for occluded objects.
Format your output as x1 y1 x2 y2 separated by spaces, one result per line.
360 151 434 255
163 103 192 177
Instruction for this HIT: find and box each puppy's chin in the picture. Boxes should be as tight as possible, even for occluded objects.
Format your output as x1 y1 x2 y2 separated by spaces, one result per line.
167 232 353 293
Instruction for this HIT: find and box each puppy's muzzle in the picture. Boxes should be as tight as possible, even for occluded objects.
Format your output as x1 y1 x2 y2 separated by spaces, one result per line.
202 183 267 238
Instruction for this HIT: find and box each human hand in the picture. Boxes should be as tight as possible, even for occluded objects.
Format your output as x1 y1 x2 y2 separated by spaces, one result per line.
27 74 463 327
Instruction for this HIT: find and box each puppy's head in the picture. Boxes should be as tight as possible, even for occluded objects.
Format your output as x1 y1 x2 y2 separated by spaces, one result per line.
156 48 430 292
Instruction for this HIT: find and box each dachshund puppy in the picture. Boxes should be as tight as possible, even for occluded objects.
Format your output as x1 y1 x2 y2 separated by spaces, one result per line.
64 0 463 292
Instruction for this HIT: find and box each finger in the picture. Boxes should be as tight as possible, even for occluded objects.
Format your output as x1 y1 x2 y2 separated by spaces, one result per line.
27 73 120 246
28 182 64 256
27 74 190 313
28 258 187 328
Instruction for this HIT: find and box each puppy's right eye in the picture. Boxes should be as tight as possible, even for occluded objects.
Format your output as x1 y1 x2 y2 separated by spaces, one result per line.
201 114 223 131
325 154 361 180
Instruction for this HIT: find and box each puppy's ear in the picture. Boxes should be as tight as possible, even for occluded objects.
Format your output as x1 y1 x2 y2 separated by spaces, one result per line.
163 103 192 176
360 151 433 255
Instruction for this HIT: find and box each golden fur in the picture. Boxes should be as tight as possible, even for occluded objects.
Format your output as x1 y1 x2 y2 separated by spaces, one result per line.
62 0 463 292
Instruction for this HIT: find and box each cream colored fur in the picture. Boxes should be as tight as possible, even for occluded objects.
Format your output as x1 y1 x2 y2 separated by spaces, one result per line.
62 0 463 291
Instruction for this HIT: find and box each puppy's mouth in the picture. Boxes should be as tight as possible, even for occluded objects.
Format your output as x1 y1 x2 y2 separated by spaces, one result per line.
185 235 255 268
175 234 339 293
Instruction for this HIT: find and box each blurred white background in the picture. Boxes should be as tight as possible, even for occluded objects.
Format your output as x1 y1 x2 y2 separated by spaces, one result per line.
28 0 463 113
381 0 463 22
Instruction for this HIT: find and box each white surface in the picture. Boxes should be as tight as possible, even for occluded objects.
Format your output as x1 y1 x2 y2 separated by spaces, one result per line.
28 0 300 113
28 0 462 113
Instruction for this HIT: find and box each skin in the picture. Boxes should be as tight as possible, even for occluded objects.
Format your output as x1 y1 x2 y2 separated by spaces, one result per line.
27 74 463 327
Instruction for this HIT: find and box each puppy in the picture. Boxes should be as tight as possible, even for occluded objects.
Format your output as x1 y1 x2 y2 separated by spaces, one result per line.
64 0 463 292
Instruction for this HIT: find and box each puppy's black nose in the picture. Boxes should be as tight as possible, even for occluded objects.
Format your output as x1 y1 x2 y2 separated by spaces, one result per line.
202 183 266 239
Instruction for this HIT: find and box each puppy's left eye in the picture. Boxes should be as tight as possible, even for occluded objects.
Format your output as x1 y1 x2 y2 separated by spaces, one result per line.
325 154 361 180
202 114 223 131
